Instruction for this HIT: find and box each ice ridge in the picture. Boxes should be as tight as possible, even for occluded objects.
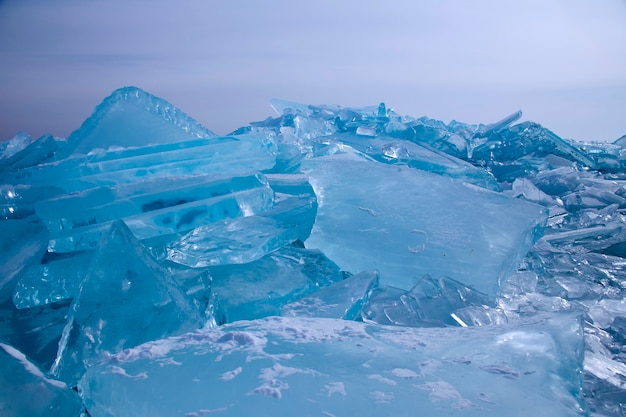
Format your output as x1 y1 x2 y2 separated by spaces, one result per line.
2 88 626 416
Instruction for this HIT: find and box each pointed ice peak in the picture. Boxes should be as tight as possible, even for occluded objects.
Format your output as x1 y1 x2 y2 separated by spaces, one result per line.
64 86 216 157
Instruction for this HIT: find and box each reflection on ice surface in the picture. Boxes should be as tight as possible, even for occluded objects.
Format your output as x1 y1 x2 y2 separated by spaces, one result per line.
1 86 626 416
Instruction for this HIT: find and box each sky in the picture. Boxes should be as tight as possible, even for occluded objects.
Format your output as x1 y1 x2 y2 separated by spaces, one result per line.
0 0 625 143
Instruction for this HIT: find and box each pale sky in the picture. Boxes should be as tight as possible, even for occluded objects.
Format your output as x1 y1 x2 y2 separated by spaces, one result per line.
0 0 625 142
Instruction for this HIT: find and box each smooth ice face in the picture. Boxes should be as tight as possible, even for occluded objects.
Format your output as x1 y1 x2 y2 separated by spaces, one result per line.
208 245 344 323
325 132 499 190
64 86 216 156
51 220 206 385
281 269 379 320
0 217 49 303
0 343 83 417
79 314 586 417
302 152 547 297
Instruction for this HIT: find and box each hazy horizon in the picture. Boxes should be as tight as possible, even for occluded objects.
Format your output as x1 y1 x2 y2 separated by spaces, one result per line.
1 0 625 142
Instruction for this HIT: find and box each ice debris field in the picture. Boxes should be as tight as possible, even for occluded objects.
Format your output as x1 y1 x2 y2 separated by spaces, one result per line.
1 87 626 417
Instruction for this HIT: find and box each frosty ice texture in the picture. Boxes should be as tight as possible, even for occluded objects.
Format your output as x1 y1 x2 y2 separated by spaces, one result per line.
79 314 585 417
1 86 626 415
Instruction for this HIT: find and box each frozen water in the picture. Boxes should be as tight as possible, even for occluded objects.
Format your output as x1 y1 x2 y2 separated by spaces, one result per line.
79 314 585 417
2 87 626 415
207 245 344 323
0 342 84 416
50 220 207 385
281 269 379 319
0 216 49 303
64 86 216 156
301 151 547 297
362 275 507 328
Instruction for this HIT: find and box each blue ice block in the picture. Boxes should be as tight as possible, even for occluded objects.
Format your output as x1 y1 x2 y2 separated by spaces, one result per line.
13 251 93 309
9 134 276 193
0 216 49 303
361 276 507 328
63 86 216 157
51 220 206 385
0 342 83 417
44 174 274 253
329 132 499 190
281 269 379 320
78 313 586 417
208 245 344 323
301 151 547 297
167 215 299 267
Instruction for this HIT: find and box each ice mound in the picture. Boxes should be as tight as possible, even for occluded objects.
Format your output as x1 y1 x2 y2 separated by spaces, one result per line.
1 86 626 416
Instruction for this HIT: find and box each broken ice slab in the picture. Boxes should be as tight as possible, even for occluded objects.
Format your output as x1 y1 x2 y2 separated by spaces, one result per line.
469 122 596 169
473 110 523 139
361 276 507 328
263 174 318 242
36 173 272 233
167 215 299 267
0 343 83 417
0 297 71 370
577 141 623 172
0 216 49 303
51 221 206 385
505 177 558 207
8 133 276 193
270 99 388 139
301 151 548 297
62 86 216 157
44 174 274 253
208 245 344 323
0 134 67 174
79 314 586 417
404 275 506 327
1 184 66 221
281 269 379 320
13 251 93 309
163 174 318 268
322 132 499 190
0 131 31 159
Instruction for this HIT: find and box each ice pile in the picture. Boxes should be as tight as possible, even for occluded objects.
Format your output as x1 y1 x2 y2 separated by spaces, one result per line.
1 87 625 416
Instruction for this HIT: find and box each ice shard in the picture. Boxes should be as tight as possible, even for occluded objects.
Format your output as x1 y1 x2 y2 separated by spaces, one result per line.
0 216 49 303
0 342 83 417
0 131 31 160
13 251 93 309
208 245 344 323
302 151 547 297
281 269 379 319
8 134 276 194
361 276 508 329
51 220 206 385
79 314 586 417
0 134 67 174
38 173 275 253
167 215 298 267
